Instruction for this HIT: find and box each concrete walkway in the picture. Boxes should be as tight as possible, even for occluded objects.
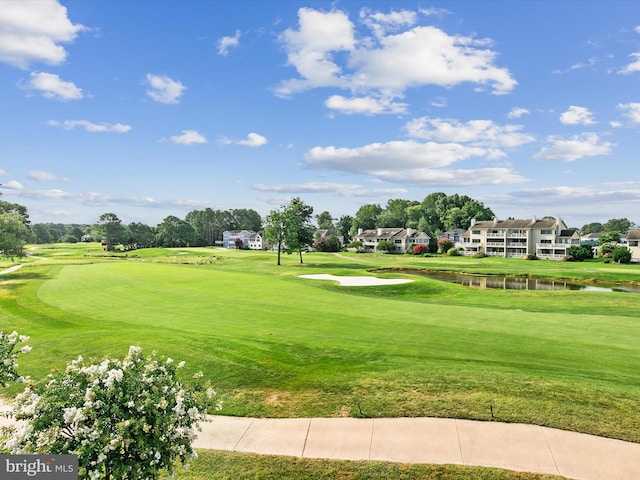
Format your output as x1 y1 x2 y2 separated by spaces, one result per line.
193 416 640 480
3 399 639 479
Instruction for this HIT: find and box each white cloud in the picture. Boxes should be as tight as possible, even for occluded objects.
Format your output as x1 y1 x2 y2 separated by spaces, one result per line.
305 140 486 173
8 187 208 210
145 74 186 104
405 117 534 148
378 167 527 186
276 8 355 96
253 182 361 195
508 107 529 119
170 130 207 145
22 72 82 101
560 106 596 125
3 180 23 190
252 182 408 197
360 8 417 38
47 119 132 133
217 30 241 56
533 133 613 161
0 0 85 68
431 96 447 108
0 169 7 176
325 94 407 115
276 7 516 105
224 132 267 147
618 102 640 123
620 52 640 74
28 170 64 181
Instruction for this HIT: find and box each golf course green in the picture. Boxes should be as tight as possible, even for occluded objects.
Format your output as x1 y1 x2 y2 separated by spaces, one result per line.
1 244 639 449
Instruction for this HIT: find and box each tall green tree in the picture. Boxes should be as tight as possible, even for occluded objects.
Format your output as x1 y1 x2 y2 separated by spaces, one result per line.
156 216 196 247
0 200 30 226
315 211 335 230
264 207 286 265
604 218 634 233
376 199 417 228
350 204 382 236
284 198 314 264
264 198 314 265
336 215 354 242
581 222 603 235
126 222 156 248
0 212 28 258
96 213 125 251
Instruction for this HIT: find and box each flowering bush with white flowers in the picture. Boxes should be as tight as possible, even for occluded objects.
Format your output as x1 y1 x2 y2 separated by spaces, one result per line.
4 346 219 480
0 330 30 387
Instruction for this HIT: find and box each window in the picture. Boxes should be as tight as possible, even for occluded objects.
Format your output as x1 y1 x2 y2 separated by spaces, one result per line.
472 230 480 234
394 239 401 244
541 229 553 235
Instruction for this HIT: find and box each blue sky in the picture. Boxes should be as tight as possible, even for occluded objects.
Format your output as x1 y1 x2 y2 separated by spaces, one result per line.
1 1 639 228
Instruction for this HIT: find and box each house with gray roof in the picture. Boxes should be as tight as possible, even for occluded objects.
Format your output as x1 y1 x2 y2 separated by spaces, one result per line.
353 227 430 253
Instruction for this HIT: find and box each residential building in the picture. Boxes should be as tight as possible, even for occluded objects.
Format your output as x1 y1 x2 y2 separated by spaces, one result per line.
352 227 430 253
458 217 580 260
627 229 640 262
222 230 269 250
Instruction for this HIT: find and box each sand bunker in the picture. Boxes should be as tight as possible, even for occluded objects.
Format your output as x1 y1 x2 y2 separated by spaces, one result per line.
299 273 413 287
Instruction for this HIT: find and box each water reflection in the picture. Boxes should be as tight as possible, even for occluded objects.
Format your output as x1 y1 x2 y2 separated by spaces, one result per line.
414 270 640 293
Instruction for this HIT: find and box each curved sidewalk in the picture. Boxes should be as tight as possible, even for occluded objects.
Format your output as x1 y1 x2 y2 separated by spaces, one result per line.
193 416 640 480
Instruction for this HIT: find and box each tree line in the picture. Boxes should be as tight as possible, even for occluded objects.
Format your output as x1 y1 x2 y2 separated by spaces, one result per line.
1 190 637 259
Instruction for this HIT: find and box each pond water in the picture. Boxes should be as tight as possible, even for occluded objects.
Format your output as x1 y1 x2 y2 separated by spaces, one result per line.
412 270 640 293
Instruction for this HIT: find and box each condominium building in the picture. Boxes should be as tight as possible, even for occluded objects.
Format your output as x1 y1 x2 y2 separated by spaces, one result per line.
459 217 580 259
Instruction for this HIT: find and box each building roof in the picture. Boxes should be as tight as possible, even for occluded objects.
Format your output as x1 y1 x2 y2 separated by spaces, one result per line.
626 229 640 240
471 218 558 229
558 229 578 238
355 228 429 239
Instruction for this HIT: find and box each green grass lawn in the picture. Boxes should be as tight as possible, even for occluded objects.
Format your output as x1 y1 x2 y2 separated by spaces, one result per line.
173 450 567 479
2 245 640 447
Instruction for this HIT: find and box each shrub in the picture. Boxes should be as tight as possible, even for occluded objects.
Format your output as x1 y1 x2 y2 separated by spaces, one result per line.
472 252 487 258
523 254 538 260
612 246 632 264
437 238 454 254
63 234 79 243
567 245 594 261
314 236 341 252
377 240 395 253
447 247 460 256
561 255 575 262
412 244 429 255
0 331 30 387
346 240 363 252
4 346 219 480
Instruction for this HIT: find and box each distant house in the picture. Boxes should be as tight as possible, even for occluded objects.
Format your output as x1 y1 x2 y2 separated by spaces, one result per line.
314 229 344 247
248 231 268 250
352 228 430 253
458 217 580 260
222 230 268 250
222 230 255 249
626 229 640 262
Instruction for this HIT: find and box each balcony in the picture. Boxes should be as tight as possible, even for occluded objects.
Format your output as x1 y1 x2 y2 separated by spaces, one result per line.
536 243 570 249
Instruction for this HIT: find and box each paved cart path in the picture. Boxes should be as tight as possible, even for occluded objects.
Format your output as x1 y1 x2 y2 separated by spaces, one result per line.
192 416 640 480
2 400 639 479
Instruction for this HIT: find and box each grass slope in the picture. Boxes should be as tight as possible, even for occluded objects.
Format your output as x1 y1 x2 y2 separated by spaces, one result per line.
1 245 639 444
